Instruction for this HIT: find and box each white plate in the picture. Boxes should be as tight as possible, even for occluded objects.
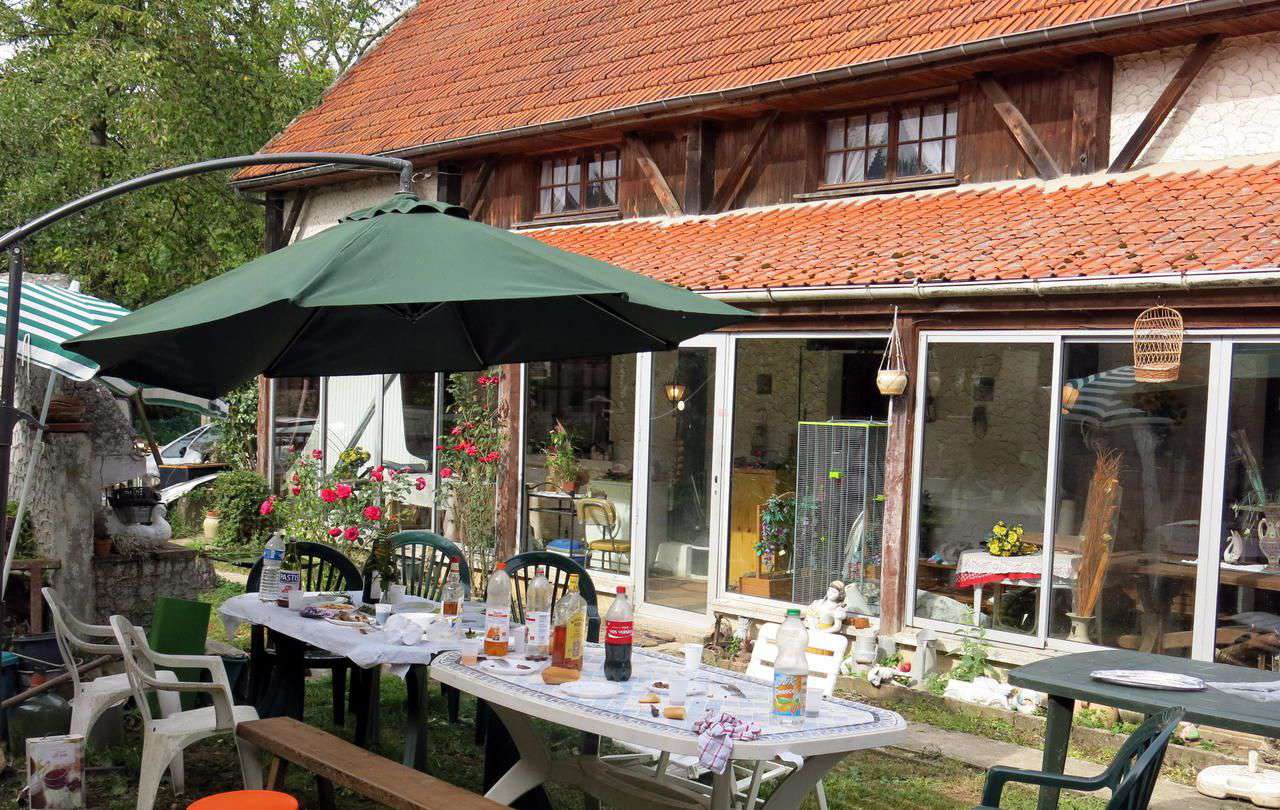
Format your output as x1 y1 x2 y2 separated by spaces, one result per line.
1089 669 1206 691
479 657 549 677
560 681 623 700
325 616 374 629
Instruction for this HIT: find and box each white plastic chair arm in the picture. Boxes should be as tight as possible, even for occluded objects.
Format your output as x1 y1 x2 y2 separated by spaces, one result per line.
139 653 237 729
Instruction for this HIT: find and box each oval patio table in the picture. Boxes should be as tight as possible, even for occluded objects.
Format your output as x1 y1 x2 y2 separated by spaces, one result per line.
430 644 906 810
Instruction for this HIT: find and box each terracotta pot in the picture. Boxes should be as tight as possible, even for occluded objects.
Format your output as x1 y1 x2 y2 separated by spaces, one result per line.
93 537 114 558
561 480 578 494
202 512 221 540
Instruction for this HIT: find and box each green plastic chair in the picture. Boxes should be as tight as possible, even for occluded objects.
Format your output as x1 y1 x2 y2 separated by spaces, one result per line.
148 597 211 710
389 530 471 600
976 706 1184 810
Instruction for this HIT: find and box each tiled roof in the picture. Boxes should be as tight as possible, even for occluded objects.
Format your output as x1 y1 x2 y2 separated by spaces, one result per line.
523 162 1280 291
242 0 1195 180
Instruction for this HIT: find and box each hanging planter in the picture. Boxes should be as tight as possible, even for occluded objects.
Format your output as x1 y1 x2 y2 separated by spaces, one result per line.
1133 305 1184 383
877 306 909 396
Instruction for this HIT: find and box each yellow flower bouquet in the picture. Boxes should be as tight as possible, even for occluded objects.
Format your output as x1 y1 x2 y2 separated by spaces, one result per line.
985 520 1037 557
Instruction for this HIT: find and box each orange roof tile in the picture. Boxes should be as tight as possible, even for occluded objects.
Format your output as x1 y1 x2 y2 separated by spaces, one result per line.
523 163 1280 291
241 0 1197 181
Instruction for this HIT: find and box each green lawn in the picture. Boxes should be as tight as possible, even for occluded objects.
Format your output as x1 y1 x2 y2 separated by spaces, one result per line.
0 578 1108 809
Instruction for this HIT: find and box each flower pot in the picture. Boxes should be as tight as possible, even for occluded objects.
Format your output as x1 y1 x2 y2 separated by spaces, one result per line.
93 537 114 558
1066 612 1094 644
561 480 578 494
876 369 908 396
202 513 221 541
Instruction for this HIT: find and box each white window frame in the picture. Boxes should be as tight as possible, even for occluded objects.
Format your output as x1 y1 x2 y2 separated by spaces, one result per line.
905 328 1280 661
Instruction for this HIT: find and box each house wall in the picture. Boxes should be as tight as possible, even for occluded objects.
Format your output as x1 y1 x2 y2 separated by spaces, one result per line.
291 175 404 241
1112 32 1280 167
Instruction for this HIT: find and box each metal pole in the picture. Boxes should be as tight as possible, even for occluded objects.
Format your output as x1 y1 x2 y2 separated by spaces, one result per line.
1 372 56 598
0 246 24 603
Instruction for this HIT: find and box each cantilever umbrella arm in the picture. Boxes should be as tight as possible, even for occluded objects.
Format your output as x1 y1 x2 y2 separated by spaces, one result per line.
0 152 414 610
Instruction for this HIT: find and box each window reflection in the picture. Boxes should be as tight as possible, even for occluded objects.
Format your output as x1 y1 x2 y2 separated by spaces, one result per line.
271 377 319 492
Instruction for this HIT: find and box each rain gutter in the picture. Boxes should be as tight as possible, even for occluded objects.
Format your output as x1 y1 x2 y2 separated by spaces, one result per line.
703 268 1280 304
231 0 1269 191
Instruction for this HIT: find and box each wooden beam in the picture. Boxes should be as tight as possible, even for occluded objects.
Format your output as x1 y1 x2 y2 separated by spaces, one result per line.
626 134 682 217
461 160 494 215
978 74 1060 179
711 111 778 213
1109 35 1221 173
877 316 916 636
1069 55 1113 175
682 120 715 215
281 188 310 246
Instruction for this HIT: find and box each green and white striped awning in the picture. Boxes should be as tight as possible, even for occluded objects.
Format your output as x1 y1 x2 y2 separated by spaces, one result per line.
0 279 224 415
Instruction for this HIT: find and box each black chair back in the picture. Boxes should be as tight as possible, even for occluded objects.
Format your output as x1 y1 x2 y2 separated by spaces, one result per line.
1106 706 1184 810
504 551 600 642
245 541 363 594
389 530 471 601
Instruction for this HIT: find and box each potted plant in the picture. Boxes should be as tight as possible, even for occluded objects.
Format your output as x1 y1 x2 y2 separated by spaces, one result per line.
740 492 795 599
544 421 582 493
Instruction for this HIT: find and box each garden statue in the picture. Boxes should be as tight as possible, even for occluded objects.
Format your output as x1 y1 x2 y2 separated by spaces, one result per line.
104 502 173 555
805 580 848 631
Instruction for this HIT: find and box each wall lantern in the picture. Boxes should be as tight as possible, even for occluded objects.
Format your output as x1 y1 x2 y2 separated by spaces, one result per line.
664 382 687 410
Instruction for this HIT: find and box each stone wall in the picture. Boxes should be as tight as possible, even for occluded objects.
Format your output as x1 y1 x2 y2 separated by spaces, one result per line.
91 543 216 624
1112 32 1280 168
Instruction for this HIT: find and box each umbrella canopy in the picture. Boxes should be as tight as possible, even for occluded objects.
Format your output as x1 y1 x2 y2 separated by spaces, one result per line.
65 194 753 397
0 279 225 415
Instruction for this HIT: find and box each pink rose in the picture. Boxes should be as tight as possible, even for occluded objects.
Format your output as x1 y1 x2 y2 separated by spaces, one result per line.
335 483 352 499
450 426 463 436
320 488 337 503
312 449 323 460
328 527 342 538
440 467 453 479
343 526 359 541
435 444 444 451
259 498 274 516
290 486 301 496
415 477 427 491
291 473 300 484
363 505 382 521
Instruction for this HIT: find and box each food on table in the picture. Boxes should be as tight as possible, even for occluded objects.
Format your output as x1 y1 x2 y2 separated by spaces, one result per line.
650 705 660 717
551 574 587 671
651 681 668 690
525 566 553 661
316 603 353 611
638 693 660 704
299 606 325 619
604 585 633 682
484 563 512 657
541 666 581 685
662 706 685 720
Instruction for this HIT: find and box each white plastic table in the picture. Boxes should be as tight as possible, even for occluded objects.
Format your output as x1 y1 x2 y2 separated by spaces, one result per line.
431 645 906 809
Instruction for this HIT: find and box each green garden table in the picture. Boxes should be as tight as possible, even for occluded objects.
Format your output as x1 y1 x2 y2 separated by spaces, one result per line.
1009 650 1280 810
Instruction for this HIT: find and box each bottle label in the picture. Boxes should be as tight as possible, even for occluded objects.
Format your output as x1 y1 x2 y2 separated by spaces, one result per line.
442 600 461 617
565 611 585 661
278 569 301 595
526 610 551 647
485 607 510 644
772 672 808 718
605 619 633 645
263 547 283 562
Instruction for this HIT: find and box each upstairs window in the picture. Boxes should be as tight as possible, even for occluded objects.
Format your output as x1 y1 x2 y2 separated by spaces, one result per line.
538 148 620 215
824 100 957 187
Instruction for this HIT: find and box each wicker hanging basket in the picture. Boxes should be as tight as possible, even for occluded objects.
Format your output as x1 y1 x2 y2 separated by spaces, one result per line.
1133 305 1184 383
877 306 909 396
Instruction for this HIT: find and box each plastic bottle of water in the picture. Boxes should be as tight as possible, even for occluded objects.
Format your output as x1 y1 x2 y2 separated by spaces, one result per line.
525 566 553 661
771 608 809 727
259 532 286 602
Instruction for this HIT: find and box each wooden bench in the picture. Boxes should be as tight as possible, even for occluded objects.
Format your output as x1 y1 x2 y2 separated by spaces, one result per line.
237 716 502 810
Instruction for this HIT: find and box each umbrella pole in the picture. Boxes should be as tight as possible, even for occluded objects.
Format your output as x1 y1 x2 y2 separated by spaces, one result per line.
0 246 25 613
1 372 55 599
131 390 163 473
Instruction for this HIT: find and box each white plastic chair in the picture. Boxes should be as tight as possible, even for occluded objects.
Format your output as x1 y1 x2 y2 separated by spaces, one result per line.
109 614 263 810
43 587 181 740
737 622 849 810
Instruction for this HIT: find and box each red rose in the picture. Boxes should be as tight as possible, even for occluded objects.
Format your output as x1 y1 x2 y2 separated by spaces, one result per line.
328 527 342 538
312 449 323 460
343 526 359 541
451 426 463 436
363 505 382 521
290 486 301 496
370 470 384 482
291 473 300 484
258 498 274 516
440 467 453 479
335 483 352 499
415 477 427 491
320 488 338 503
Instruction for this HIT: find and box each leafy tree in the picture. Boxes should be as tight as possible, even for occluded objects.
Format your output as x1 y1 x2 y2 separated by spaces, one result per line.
0 0 410 309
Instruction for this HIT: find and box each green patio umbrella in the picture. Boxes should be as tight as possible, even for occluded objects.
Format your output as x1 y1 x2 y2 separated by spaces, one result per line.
66 193 751 397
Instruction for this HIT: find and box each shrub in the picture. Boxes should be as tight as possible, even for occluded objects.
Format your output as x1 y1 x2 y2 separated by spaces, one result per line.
212 470 271 547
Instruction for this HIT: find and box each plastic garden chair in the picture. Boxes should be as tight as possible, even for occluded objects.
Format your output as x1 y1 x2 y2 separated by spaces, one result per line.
109 614 263 810
389 530 471 723
245 541 361 724
42 587 178 740
976 706 1185 809
389 530 471 600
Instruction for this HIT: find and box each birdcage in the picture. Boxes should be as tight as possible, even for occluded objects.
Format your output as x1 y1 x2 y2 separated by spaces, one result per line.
1132 305 1184 383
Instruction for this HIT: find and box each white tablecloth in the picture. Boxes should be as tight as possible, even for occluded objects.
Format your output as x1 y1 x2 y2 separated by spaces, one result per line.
218 591 483 676
955 549 1080 587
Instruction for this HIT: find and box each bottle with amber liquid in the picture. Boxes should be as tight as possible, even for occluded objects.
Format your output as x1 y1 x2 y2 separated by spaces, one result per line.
484 562 512 657
550 574 587 670
440 556 465 638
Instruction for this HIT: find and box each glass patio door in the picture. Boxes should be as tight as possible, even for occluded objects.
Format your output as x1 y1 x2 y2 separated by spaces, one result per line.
640 337 726 614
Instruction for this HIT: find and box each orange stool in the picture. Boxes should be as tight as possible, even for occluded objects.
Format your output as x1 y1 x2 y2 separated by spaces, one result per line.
188 790 298 810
